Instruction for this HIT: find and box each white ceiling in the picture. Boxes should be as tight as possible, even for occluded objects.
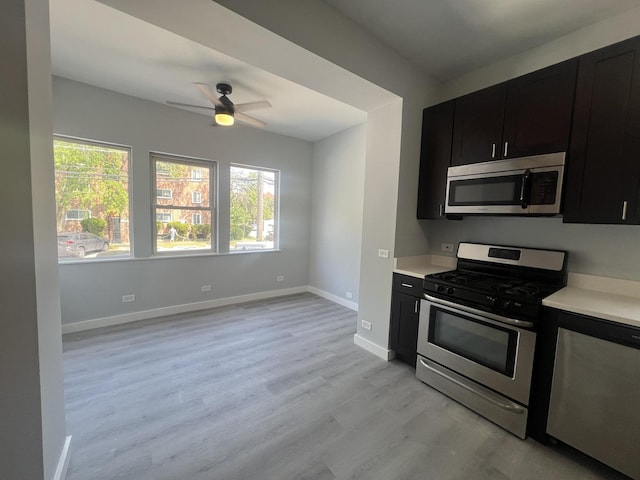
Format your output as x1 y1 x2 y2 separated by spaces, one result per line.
49 0 368 142
50 0 640 141
322 0 640 81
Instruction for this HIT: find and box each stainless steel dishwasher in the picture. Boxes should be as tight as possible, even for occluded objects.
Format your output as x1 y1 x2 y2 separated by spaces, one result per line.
546 324 640 479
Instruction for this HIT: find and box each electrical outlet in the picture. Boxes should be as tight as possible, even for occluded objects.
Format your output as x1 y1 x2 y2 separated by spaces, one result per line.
201 285 211 292
378 249 389 258
122 294 135 303
441 243 454 252
276 275 284 282
345 291 353 299
361 320 372 331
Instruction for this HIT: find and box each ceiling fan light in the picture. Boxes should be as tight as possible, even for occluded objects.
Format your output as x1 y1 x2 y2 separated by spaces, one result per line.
215 112 234 126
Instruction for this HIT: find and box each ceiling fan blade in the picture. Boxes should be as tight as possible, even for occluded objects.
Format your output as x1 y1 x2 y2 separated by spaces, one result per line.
235 112 267 128
166 100 214 111
193 82 222 107
235 100 272 113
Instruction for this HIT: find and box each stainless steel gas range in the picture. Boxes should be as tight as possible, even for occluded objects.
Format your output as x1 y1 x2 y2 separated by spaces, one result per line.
415 242 567 438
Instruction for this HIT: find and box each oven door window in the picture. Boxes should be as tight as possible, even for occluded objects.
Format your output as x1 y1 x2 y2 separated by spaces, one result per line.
429 307 518 377
448 174 523 206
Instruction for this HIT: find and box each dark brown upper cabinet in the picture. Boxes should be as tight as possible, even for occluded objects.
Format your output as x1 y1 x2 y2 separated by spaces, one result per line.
503 60 577 159
417 101 455 219
564 36 640 224
451 60 577 166
451 84 506 166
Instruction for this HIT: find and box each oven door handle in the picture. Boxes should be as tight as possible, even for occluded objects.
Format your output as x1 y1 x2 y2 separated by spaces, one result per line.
423 293 535 329
418 357 525 414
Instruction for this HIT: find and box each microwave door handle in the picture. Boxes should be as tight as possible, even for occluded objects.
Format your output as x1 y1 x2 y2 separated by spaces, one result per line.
520 169 531 209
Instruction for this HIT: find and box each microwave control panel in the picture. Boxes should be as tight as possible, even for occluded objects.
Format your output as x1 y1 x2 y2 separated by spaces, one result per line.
530 172 558 205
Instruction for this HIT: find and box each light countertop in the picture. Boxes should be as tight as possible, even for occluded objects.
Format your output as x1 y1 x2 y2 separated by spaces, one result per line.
543 273 640 329
393 254 456 279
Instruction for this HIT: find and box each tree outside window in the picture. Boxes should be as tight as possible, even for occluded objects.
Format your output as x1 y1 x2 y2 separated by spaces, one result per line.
230 165 278 251
53 137 131 261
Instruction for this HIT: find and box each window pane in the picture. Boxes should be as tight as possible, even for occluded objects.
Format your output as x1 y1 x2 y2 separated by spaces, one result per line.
156 209 211 252
156 188 173 199
155 161 210 207
230 166 278 251
54 138 131 261
153 155 216 255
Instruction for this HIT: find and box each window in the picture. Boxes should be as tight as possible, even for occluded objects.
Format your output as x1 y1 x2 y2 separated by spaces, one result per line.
65 209 91 221
152 154 216 254
230 165 279 251
54 137 131 261
157 188 173 199
157 163 170 175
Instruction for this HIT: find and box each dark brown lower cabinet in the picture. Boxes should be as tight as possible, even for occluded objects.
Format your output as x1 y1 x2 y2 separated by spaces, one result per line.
389 274 422 367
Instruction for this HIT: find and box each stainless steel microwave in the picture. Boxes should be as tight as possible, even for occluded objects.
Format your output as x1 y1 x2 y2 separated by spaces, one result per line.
445 152 565 215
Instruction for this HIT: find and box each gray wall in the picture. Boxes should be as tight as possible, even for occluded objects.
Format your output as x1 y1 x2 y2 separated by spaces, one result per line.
429 217 640 281
310 124 366 304
214 0 437 258
1 0 66 478
209 0 437 350
426 5 640 283
54 77 313 325
438 5 640 102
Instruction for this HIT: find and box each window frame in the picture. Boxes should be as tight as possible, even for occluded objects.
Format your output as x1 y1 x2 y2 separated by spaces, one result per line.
192 191 202 204
65 209 92 221
151 152 217 256
156 212 172 223
54 134 133 262
156 188 173 199
229 163 280 253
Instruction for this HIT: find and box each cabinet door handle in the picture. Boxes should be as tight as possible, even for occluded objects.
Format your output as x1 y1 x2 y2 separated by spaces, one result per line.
414 300 419 314
491 143 496 158
439 203 444 217
503 141 509 157
622 200 628 221
401 283 413 288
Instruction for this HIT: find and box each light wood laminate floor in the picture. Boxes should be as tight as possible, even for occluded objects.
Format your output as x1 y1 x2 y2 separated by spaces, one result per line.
63 293 623 479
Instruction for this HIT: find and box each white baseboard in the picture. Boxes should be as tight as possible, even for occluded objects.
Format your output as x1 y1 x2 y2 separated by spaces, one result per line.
307 286 358 311
53 435 72 480
353 333 393 361
62 287 308 334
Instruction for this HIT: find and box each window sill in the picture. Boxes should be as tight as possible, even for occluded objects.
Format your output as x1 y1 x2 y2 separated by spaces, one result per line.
58 249 282 265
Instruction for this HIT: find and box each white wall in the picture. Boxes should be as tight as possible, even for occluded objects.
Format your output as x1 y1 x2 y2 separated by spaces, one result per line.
310 124 366 306
1 0 66 478
426 5 640 282
54 77 313 325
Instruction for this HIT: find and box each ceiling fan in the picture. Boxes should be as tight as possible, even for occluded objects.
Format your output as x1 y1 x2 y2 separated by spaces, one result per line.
166 82 271 128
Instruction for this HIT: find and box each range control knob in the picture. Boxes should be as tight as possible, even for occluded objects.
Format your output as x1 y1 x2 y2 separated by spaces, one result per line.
446 287 455 295
486 296 497 306
436 284 445 293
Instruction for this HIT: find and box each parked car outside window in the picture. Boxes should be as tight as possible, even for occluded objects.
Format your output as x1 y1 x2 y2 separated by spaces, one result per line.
57 232 109 258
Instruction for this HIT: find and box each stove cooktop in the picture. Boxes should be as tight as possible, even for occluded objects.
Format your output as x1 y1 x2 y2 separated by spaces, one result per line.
423 269 565 323
423 243 568 324
428 270 560 300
